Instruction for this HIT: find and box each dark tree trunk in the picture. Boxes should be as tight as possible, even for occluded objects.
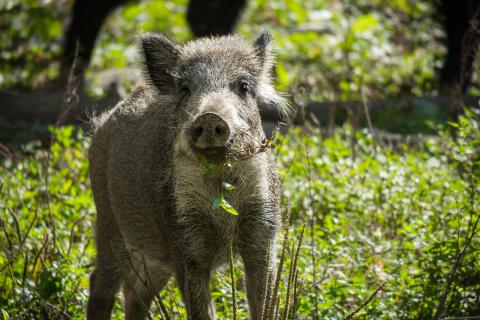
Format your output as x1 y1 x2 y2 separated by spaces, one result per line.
436 0 480 92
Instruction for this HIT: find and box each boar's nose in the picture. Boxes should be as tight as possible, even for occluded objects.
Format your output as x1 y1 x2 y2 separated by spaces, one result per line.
190 112 231 150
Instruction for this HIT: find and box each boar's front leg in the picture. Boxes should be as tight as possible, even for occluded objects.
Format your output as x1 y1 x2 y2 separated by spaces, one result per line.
239 212 278 320
176 259 216 320
173 225 217 320
123 263 172 320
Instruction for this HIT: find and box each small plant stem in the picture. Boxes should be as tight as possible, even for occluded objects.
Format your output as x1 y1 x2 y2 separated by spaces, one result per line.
281 243 295 320
274 296 281 320
290 224 305 320
261 242 273 320
229 239 237 320
305 148 320 320
343 282 386 320
268 211 290 320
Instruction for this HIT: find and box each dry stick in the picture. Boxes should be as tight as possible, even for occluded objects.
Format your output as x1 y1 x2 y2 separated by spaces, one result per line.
359 76 379 146
343 282 387 320
0 208 38 273
267 211 291 320
45 43 79 255
433 44 480 317
124 253 154 320
290 224 305 320
305 148 320 320
274 295 281 320
43 41 83 256
347 107 358 161
281 243 296 320
142 259 170 320
21 253 28 287
154 295 170 320
32 234 49 281
166 284 182 318
67 213 87 255
261 242 273 320
440 316 480 320
63 276 84 317
7 208 22 243
1 221 13 254
432 213 480 319
291 269 300 320
228 239 238 320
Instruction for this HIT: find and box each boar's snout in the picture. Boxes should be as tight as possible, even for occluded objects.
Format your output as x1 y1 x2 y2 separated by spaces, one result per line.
189 112 231 161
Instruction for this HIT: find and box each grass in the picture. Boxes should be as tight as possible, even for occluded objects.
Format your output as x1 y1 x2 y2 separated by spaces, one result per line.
1 109 478 319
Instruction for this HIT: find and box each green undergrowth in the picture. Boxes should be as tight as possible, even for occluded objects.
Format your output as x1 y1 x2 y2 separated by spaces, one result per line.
0 109 479 319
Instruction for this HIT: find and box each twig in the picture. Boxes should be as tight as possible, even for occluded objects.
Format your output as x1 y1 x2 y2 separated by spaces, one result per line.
261 242 273 320
343 282 387 320
289 224 305 320
267 210 290 320
281 243 296 320
228 239 237 320
291 270 301 320
124 251 153 320
359 75 379 146
440 316 480 320
43 42 83 255
32 233 49 281
305 147 320 320
67 213 88 255
432 215 480 319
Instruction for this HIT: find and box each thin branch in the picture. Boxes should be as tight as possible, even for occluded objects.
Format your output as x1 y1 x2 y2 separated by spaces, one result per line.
343 282 387 320
228 239 237 320
305 147 320 320
432 214 480 320
267 210 290 320
360 76 380 146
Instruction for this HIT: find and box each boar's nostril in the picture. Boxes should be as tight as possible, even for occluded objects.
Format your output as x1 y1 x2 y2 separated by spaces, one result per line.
215 126 223 135
194 126 204 137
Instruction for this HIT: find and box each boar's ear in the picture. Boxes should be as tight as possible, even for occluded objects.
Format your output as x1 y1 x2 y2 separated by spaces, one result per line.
140 33 180 94
253 30 274 74
254 31 291 119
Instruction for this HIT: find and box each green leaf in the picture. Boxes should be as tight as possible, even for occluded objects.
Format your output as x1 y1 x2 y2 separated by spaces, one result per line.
351 14 378 33
447 121 459 128
219 199 239 216
223 182 236 191
197 154 222 176
1 309 10 320
212 194 239 215
212 195 223 209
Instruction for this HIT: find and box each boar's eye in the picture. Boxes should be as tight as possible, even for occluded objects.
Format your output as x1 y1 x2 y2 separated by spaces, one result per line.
239 81 250 96
180 81 191 98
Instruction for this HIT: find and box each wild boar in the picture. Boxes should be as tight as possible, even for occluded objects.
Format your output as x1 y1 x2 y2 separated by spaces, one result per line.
87 31 288 320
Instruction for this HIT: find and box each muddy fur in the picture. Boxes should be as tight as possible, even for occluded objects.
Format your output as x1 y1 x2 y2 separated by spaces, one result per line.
87 32 287 320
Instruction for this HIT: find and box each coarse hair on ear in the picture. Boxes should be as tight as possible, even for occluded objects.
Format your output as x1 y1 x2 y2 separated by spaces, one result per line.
253 30 274 76
139 32 180 94
253 30 291 119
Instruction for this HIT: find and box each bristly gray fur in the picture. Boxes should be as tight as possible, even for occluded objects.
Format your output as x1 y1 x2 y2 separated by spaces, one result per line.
87 32 284 320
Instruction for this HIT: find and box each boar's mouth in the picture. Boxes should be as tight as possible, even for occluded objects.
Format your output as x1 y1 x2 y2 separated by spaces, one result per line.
193 146 229 163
